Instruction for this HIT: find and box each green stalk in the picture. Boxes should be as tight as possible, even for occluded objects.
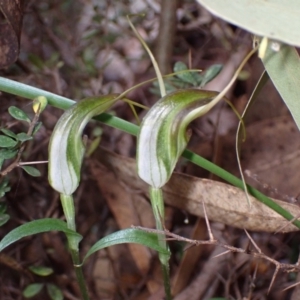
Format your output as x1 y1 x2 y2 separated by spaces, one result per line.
0 77 299 229
60 194 77 236
70 248 90 300
183 150 300 228
60 194 90 300
149 187 171 300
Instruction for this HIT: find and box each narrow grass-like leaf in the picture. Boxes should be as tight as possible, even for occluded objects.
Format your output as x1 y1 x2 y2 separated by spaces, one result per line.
0 135 17 148
0 76 137 135
0 218 82 252
83 228 170 262
0 77 299 228
8 106 31 123
21 166 41 177
183 149 300 229
261 44 300 131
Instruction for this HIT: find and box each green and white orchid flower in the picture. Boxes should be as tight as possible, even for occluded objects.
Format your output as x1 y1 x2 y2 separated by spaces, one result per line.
137 47 257 190
137 88 220 188
48 94 119 196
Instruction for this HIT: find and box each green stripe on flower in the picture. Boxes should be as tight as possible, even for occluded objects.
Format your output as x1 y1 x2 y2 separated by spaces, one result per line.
137 89 219 188
48 94 119 195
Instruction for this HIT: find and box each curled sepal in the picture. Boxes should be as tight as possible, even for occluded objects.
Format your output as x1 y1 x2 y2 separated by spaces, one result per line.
48 94 119 195
137 89 220 188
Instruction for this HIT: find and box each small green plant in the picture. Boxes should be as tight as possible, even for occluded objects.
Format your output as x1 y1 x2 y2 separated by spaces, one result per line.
0 97 47 225
23 265 63 300
0 98 46 176
150 61 222 95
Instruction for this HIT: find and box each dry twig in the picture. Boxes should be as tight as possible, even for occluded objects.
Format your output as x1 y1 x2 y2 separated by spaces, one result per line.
132 225 300 294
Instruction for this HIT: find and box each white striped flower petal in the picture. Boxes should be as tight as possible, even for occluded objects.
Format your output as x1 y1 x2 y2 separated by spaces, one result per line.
137 89 220 188
48 94 119 195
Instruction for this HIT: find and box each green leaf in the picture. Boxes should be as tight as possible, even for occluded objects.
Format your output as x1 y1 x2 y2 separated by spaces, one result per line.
0 148 18 160
150 80 177 96
21 166 41 177
23 283 44 298
1 128 17 139
1 76 299 229
0 178 10 198
46 283 63 300
0 135 17 148
16 132 32 142
0 149 18 170
200 64 223 87
8 106 31 123
0 214 9 227
173 62 201 86
261 44 300 131
29 265 53 276
32 122 42 135
196 0 300 47
84 228 170 262
0 218 82 252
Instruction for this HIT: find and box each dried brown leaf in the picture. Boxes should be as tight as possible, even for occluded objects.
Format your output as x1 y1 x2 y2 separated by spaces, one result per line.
92 147 300 232
89 165 154 275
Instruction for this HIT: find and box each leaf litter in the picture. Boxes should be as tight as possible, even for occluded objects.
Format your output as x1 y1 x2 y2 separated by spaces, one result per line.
1 1 300 299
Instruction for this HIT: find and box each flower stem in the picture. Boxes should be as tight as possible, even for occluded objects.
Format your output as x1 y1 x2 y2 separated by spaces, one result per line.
60 194 90 300
149 187 172 300
60 194 76 231
69 248 90 300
